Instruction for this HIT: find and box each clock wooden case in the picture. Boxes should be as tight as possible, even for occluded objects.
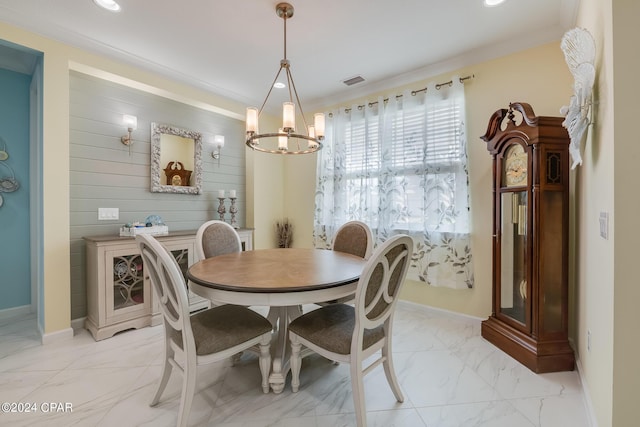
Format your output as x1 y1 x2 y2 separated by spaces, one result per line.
163 161 192 187
480 102 574 373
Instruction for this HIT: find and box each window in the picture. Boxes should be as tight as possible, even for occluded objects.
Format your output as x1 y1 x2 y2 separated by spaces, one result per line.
314 79 474 289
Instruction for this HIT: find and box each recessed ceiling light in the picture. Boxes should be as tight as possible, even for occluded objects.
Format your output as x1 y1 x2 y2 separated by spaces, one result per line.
484 0 506 6
93 0 121 12
273 82 286 89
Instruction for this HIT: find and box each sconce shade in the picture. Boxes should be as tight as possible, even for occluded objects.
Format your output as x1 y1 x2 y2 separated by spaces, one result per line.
214 135 225 148
211 134 225 161
123 114 138 130
121 114 137 152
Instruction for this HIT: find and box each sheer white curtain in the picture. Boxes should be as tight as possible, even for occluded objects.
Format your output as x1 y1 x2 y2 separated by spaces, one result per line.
314 77 474 289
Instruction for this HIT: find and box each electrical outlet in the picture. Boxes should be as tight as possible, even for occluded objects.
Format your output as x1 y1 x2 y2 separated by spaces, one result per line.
587 329 592 352
98 208 119 221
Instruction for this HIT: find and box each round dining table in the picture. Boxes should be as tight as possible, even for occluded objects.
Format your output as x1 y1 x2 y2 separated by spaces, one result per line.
186 247 367 393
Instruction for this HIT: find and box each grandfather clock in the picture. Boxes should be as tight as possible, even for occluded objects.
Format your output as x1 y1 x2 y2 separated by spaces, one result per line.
480 102 574 373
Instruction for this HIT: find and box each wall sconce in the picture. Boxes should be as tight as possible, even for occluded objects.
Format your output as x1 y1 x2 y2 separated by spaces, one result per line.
121 115 137 154
211 134 224 163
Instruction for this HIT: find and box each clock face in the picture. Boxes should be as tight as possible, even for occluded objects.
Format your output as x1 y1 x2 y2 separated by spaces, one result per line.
503 144 528 187
171 174 183 186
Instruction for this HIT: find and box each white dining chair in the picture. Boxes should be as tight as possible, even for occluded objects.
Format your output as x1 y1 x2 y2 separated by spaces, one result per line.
194 220 243 308
318 220 374 306
289 234 413 427
195 219 242 260
331 220 374 259
136 234 272 427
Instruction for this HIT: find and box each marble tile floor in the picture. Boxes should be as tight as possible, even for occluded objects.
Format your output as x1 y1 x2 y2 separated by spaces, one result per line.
0 302 591 427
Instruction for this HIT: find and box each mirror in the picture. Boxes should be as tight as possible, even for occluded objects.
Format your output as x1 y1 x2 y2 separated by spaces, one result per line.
151 122 203 194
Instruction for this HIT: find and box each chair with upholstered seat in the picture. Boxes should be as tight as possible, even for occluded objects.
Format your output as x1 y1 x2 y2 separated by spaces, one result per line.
289 234 413 427
331 220 373 259
136 234 272 427
194 220 242 308
318 220 373 306
195 219 242 260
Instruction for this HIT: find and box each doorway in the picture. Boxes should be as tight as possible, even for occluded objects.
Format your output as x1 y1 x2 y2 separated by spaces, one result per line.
0 39 43 333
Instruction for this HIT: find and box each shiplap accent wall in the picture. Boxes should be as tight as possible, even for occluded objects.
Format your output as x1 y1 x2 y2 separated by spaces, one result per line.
69 71 245 319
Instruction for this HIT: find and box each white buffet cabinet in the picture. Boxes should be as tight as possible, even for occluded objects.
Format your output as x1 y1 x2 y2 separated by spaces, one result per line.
84 229 253 340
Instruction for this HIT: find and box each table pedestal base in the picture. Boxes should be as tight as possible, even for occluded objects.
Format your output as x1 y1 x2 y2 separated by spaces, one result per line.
266 305 302 393
187 250 364 394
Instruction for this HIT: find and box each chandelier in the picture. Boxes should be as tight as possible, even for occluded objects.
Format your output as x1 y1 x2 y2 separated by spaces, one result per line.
245 3 325 154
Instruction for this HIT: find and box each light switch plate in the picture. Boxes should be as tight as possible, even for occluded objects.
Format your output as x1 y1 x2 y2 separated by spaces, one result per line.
599 211 608 239
98 208 119 221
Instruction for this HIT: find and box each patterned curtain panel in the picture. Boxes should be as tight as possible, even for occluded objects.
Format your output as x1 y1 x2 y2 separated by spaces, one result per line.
314 78 474 289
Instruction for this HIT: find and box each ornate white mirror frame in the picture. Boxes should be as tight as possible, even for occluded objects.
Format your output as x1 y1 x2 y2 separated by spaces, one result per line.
150 122 203 194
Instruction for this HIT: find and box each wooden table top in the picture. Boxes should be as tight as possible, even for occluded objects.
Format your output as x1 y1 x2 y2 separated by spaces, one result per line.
187 248 366 293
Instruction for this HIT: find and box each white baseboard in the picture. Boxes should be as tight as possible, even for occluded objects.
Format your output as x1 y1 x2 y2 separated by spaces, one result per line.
0 305 33 321
575 356 599 427
71 317 86 333
398 299 485 322
39 325 74 345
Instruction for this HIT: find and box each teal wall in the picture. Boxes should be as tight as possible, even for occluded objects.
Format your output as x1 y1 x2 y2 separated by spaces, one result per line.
0 68 31 310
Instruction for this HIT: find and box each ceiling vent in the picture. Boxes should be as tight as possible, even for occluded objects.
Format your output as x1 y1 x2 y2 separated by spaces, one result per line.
342 75 365 86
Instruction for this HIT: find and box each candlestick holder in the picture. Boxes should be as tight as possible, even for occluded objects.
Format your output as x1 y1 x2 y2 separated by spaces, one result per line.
217 197 226 221
229 197 238 228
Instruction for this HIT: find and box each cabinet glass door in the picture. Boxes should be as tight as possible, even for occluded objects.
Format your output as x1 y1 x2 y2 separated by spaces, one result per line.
500 191 527 325
106 246 151 324
170 248 190 281
161 241 208 312
112 254 145 309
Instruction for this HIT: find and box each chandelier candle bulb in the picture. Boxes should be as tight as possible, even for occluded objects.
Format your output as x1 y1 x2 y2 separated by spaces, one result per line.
246 107 258 134
283 102 295 130
278 129 288 151
314 113 325 139
307 126 318 149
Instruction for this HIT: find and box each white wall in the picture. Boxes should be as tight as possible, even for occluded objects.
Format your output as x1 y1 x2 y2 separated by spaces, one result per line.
574 1 640 425
611 1 640 422
574 1 615 425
